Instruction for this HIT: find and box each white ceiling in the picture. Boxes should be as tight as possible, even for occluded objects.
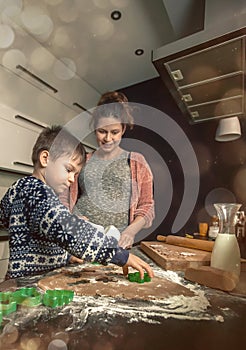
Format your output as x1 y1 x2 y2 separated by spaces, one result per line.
0 0 205 96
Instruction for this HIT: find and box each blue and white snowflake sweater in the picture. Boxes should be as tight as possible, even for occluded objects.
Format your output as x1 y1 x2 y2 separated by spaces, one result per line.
0 176 129 279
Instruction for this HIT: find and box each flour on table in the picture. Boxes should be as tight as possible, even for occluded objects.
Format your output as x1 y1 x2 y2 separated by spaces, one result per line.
6 263 225 333
52 264 224 328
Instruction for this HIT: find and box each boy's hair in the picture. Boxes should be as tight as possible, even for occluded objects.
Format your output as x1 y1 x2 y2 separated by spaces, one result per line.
32 125 86 166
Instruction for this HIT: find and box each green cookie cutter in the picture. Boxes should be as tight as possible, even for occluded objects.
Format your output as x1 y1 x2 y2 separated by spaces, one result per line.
42 289 74 308
0 292 17 316
13 287 42 307
128 272 151 283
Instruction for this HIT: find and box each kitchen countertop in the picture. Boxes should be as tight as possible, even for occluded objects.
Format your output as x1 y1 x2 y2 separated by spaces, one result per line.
0 247 246 350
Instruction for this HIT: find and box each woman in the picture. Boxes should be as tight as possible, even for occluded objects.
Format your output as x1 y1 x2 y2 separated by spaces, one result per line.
60 91 154 249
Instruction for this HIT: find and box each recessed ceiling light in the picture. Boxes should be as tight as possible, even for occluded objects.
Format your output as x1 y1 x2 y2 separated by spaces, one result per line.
111 10 121 20
135 49 144 56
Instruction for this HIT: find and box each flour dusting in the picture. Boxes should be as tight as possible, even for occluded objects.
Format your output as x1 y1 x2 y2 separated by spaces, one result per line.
62 265 224 330
9 263 226 333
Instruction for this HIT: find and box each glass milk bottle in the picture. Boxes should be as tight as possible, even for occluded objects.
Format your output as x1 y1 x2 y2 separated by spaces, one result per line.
211 203 241 276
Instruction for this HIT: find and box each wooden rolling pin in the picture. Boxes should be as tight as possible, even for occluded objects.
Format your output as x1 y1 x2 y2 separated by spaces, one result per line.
156 235 214 252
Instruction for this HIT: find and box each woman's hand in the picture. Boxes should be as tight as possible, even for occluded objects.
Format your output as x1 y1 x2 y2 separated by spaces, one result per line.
122 253 154 280
118 232 134 249
80 215 89 221
119 216 146 249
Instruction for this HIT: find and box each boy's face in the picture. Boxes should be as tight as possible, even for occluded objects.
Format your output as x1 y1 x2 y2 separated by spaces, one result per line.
45 152 83 195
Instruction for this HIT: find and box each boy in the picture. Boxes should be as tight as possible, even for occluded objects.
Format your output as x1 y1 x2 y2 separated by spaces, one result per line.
0 126 153 280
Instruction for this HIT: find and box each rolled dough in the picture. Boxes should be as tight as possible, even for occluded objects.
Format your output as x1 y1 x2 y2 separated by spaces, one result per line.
38 264 194 300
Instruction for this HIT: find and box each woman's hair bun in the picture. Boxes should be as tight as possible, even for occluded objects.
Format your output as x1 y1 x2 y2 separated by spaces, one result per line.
97 91 128 106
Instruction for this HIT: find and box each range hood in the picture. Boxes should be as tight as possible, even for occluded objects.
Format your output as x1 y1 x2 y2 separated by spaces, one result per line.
152 14 246 124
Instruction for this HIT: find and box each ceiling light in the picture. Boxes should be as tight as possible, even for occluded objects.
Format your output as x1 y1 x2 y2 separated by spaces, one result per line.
111 10 121 20
215 116 241 142
135 48 144 56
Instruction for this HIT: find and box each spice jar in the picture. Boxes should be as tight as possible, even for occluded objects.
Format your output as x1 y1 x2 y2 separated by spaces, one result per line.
208 215 219 240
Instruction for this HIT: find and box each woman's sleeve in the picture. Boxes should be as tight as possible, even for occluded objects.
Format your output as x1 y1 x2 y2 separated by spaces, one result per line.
130 153 155 227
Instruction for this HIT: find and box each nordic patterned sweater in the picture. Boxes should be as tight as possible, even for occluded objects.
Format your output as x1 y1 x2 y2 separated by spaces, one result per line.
0 176 129 279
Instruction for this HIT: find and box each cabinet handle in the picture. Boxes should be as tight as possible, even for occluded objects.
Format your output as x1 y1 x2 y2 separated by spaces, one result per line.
73 102 93 115
13 161 33 168
16 65 58 94
15 115 45 129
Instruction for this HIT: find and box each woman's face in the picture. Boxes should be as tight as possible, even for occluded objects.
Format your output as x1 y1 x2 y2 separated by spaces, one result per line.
95 116 125 153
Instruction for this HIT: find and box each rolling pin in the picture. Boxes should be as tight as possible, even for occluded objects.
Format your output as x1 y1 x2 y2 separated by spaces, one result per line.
156 235 214 252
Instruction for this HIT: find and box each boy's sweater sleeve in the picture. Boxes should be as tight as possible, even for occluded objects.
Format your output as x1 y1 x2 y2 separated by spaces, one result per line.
110 247 129 266
33 188 129 267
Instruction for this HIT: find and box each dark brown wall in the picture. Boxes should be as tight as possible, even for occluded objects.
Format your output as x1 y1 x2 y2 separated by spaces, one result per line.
121 77 246 240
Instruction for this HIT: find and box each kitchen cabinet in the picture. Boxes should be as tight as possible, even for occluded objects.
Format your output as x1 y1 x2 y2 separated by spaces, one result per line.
0 64 77 127
0 104 96 174
0 95 47 174
0 65 97 173
0 114 39 174
0 66 96 152
0 21 99 161
0 21 100 116
0 239 9 283
153 22 246 124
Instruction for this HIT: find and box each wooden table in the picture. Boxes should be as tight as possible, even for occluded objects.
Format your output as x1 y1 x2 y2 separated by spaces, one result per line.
0 246 246 350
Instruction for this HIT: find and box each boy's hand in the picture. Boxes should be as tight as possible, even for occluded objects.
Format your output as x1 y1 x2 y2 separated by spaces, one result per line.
122 253 154 280
69 255 83 264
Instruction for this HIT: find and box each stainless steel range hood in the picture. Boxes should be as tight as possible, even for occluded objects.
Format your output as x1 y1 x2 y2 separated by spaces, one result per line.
152 13 246 124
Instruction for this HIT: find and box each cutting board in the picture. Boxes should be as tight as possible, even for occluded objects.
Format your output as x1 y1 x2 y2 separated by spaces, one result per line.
230 267 246 297
140 241 211 271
